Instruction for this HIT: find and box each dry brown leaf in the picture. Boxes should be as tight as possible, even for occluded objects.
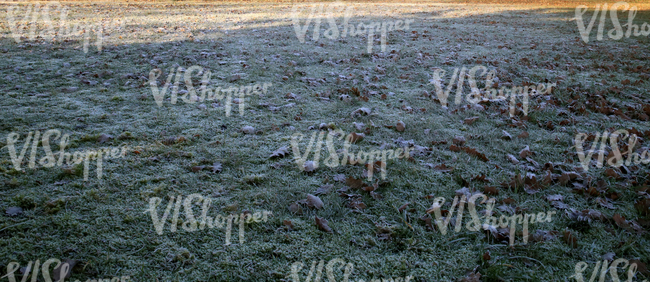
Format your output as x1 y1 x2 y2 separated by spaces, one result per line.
361 185 376 192
191 166 205 172
433 164 454 172
483 251 491 261
613 213 632 231
270 146 290 158
396 121 406 132
502 198 516 205
346 177 364 189
604 168 621 179
306 194 324 209
283 220 294 230
462 147 489 162
453 136 466 146
347 200 367 210
398 203 410 212
563 230 578 248
519 146 533 159
629 260 650 275
370 191 383 200
484 186 499 195
289 202 303 215
635 199 650 216
518 131 529 138
464 116 479 125
315 216 333 233
349 132 365 144
596 197 616 210
420 215 434 230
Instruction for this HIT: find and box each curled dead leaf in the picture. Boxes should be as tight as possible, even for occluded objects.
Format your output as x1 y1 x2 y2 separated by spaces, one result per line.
283 220 294 230
452 136 466 146
396 121 406 132
519 146 533 159
349 132 364 144
315 216 333 233
270 146 290 158
346 177 364 189
306 194 324 209
289 202 303 215
484 186 499 195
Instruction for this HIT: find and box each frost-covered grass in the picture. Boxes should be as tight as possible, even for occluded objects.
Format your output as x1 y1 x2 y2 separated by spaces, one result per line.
0 1 649 281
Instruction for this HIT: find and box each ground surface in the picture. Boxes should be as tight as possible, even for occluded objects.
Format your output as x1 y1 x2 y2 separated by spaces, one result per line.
0 0 649 281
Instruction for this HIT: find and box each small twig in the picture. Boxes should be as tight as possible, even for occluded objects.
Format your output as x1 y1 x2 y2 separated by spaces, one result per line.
0 220 32 232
